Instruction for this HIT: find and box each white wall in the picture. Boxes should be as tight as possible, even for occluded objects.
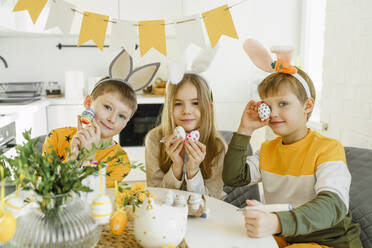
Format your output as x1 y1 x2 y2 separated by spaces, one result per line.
320 0 372 149
0 0 303 151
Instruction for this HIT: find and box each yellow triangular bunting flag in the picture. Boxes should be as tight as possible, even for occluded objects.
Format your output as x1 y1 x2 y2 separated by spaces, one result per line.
13 0 48 24
202 5 238 48
138 20 166 57
78 12 109 51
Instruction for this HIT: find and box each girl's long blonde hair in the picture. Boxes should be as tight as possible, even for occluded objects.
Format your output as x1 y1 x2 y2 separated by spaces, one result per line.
155 73 225 179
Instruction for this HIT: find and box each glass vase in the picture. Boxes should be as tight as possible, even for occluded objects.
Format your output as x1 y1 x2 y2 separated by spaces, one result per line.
4 192 102 248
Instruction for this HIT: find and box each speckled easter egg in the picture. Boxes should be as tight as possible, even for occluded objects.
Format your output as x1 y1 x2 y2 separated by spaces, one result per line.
186 130 199 142
258 102 270 121
4 195 24 217
92 195 112 224
174 126 186 140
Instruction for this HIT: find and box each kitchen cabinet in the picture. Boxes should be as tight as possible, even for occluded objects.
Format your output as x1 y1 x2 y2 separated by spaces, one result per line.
9 104 48 143
47 104 85 132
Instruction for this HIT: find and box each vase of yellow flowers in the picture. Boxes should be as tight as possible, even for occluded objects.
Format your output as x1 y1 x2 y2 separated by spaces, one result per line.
0 130 122 248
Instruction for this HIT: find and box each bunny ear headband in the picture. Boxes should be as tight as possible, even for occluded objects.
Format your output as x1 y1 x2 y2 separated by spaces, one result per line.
167 46 218 85
94 49 160 92
243 39 311 98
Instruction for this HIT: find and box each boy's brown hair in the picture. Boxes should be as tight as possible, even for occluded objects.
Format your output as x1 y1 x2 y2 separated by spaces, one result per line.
91 77 138 116
257 68 316 119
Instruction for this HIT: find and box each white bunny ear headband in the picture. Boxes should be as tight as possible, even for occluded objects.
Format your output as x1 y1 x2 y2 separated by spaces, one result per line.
167 46 218 85
94 49 160 92
243 38 311 98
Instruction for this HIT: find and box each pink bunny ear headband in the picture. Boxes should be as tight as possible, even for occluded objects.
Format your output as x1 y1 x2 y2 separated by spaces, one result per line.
94 49 160 92
243 39 311 98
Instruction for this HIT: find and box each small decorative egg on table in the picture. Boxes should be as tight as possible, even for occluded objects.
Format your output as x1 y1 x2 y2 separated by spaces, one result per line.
187 193 208 218
92 165 113 225
109 181 128 235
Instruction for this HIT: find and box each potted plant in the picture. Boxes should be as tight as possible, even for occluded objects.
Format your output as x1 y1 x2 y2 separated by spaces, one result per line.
0 130 122 247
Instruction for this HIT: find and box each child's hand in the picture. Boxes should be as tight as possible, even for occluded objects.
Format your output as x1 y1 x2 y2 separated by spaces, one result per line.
71 115 101 160
163 134 185 180
75 119 101 149
238 100 269 136
69 115 83 160
185 140 206 179
243 199 282 238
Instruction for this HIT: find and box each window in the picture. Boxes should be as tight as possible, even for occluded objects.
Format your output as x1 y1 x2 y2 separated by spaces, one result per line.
301 0 326 123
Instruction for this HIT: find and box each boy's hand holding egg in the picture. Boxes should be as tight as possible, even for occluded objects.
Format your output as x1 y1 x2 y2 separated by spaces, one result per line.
69 109 101 161
238 100 270 136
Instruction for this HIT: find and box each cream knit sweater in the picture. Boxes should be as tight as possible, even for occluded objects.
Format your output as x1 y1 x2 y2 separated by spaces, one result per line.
144 127 225 199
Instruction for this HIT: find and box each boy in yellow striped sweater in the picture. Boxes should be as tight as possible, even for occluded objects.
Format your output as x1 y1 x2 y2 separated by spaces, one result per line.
222 40 361 247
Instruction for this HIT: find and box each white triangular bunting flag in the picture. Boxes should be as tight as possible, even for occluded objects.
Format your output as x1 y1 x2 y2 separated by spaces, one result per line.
110 20 137 56
45 0 75 34
175 15 206 52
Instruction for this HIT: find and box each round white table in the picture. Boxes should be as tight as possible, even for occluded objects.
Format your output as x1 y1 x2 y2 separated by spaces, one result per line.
107 187 278 248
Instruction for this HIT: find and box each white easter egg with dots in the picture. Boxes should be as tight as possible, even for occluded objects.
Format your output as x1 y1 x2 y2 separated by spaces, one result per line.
174 126 186 140
91 195 112 224
258 102 271 121
186 130 200 142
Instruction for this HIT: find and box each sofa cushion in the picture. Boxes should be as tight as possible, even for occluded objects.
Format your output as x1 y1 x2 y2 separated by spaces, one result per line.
345 147 372 248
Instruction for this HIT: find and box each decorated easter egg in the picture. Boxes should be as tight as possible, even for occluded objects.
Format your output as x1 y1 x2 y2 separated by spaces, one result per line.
174 126 186 140
4 195 24 217
80 108 95 124
110 209 128 235
174 194 187 208
188 194 203 211
186 130 200 142
0 210 16 242
92 195 112 224
257 102 270 121
163 190 175 205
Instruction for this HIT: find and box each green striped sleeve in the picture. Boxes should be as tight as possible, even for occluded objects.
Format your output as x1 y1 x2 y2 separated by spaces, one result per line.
276 191 347 236
222 132 252 187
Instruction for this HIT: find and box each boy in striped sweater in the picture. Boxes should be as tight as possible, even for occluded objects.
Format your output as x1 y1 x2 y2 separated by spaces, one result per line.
223 40 361 248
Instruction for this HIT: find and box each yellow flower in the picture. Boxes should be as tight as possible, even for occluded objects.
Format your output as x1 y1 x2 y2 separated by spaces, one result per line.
132 182 145 193
138 193 146 202
116 189 132 205
150 193 156 199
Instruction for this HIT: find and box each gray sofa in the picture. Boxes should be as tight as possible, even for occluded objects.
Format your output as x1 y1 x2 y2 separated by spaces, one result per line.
220 131 372 248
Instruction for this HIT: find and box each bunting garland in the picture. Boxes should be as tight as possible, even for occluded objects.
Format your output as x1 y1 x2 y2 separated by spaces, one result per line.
175 15 206 51
13 0 48 24
202 5 239 48
110 20 137 57
138 20 167 57
78 12 109 51
11 0 247 56
44 0 75 34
